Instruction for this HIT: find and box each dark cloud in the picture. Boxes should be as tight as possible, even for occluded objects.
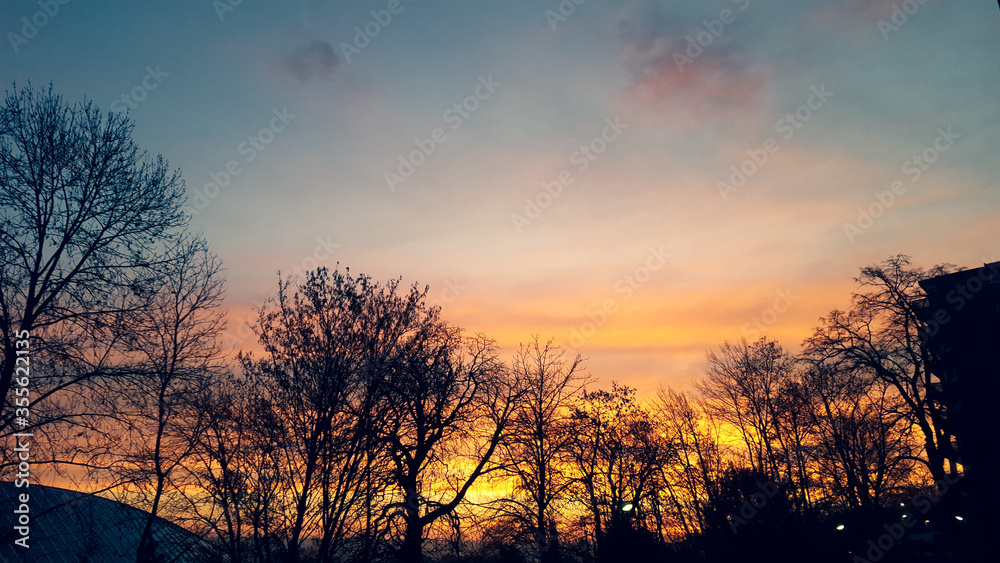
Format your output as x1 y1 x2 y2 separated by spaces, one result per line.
284 40 339 83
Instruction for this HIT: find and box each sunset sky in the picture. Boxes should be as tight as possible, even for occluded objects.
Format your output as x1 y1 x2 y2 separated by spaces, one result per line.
4 0 998 393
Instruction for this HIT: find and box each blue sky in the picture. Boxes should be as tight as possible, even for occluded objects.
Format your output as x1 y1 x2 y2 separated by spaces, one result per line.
3 0 999 391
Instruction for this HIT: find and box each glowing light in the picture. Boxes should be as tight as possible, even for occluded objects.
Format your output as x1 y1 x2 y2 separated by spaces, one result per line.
836 524 845 531
621 502 634 513
955 515 964 521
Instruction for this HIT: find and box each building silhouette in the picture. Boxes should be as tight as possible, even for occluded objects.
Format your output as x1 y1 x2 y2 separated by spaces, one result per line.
917 260 1000 560
1 482 208 562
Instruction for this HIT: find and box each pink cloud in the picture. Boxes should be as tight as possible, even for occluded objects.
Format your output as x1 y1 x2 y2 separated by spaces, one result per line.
626 49 770 127
616 15 771 126
635 52 765 105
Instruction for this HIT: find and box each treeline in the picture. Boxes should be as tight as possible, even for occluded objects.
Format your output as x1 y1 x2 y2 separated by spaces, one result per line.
0 86 967 563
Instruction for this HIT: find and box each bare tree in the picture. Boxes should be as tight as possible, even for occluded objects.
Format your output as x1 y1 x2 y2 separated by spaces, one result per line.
496 336 587 562
696 338 795 481
184 268 515 563
103 237 226 563
565 384 666 556
240 268 400 563
380 324 520 563
799 361 918 512
649 387 724 541
803 255 956 482
184 370 288 563
0 83 188 452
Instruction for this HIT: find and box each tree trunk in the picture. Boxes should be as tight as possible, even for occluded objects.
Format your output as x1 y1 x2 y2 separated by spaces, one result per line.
400 513 424 563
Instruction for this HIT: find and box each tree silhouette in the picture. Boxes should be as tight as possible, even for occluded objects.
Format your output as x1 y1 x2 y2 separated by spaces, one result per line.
184 369 288 563
804 255 956 482
566 383 666 559
497 336 587 562
696 338 795 483
0 83 188 454
239 267 401 562
649 387 723 541
798 361 916 513
110 237 226 563
379 322 521 563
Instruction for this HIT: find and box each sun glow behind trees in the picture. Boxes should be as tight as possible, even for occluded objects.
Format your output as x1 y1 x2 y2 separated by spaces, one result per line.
0 84 967 562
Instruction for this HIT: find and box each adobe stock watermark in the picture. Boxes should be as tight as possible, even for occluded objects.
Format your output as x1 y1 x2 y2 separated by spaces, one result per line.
213 0 246 22
717 85 833 201
544 0 590 30
182 107 297 217
566 245 670 349
111 65 169 113
427 278 466 311
7 0 72 54
741 288 799 341
10 329 32 548
878 0 930 41
511 117 627 233
384 74 501 192
673 0 751 72
843 126 958 244
222 236 341 349
339 0 410 63
726 480 780 534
